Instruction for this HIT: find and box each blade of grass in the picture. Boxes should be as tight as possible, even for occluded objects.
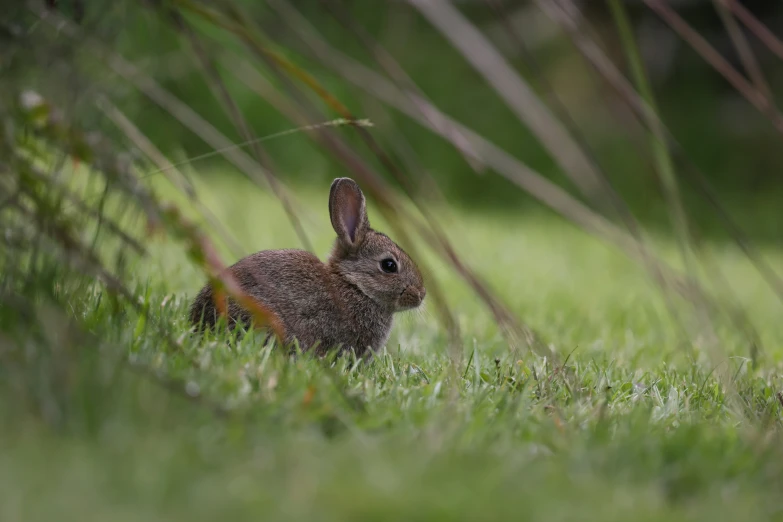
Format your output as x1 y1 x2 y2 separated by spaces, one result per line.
173 12 313 252
607 0 692 273
643 0 783 135
407 0 608 208
712 0 772 100
97 97 246 259
723 0 783 61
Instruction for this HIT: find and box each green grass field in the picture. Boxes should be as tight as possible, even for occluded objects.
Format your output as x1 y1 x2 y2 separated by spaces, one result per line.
3 172 783 522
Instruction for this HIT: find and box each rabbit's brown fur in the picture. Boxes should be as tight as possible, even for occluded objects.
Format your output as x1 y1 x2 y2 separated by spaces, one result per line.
189 178 426 357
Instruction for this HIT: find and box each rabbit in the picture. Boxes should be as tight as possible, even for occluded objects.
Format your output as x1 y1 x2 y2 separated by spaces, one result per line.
189 177 426 357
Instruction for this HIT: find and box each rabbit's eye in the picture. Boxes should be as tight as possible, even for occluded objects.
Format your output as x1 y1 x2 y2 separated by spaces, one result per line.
380 258 398 273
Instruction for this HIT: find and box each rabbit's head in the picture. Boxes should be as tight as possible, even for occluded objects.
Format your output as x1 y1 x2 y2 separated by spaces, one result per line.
328 178 426 312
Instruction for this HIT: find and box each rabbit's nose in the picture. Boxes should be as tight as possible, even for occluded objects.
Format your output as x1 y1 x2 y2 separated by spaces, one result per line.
398 286 425 309
412 287 426 306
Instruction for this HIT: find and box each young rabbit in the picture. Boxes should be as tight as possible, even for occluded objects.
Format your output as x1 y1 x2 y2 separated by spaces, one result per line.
189 177 426 357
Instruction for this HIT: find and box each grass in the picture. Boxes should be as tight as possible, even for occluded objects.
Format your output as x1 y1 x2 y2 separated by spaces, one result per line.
2 170 783 521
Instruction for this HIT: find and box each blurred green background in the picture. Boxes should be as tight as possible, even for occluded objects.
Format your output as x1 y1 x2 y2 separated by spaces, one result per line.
17 0 781 239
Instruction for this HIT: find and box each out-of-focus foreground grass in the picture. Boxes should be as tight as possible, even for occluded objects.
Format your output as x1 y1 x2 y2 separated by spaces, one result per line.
2 171 782 522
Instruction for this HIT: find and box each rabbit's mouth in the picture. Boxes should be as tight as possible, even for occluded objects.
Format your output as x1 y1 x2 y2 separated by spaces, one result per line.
397 286 426 310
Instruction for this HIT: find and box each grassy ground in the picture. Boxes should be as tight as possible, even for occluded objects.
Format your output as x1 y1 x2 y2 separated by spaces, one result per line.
2 172 783 521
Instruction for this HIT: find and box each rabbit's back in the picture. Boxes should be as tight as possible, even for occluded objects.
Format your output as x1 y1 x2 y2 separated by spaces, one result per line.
231 249 336 335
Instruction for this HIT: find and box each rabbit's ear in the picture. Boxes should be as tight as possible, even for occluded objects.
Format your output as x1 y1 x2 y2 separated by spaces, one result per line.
329 178 370 249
